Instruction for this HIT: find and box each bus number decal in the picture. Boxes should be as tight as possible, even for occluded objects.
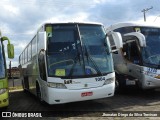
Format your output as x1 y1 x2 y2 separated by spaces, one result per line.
147 68 157 74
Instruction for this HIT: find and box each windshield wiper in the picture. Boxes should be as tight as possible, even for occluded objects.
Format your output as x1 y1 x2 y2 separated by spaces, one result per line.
68 24 84 77
76 24 86 74
84 43 103 76
68 51 81 77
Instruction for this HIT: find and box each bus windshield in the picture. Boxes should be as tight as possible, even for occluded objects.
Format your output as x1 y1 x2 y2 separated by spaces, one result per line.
141 27 160 66
46 24 113 78
0 42 5 78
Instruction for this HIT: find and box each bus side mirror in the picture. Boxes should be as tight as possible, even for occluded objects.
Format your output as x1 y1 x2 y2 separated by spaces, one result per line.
1 36 9 41
7 44 14 59
1 36 14 59
38 32 46 50
111 32 123 49
107 32 123 52
124 32 146 47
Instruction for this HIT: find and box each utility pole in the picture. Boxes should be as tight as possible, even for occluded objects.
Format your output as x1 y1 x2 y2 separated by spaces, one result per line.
141 6 153 22
9 61 11 79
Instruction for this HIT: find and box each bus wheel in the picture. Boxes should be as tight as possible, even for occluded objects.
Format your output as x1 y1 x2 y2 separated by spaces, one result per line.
22 80 26 92
36 83 42 102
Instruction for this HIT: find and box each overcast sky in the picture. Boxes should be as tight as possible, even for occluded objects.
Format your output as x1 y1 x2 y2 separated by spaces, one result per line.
0 0 160 68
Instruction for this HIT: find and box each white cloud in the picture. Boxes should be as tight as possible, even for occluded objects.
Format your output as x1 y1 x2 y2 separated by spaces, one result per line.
0 24 13 35
46 12 89 23
15 43 27 50
3 4 20 16
0 0 160 67
132 15 160 26
93 0 106 3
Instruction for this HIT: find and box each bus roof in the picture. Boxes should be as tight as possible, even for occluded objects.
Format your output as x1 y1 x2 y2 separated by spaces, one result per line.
39 22 103 28
36 22 103 34
106 22 160 32
44 22 102 25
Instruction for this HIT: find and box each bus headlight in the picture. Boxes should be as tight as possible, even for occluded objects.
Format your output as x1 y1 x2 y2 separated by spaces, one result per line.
103 77 115 85
47 82 67 89
0 88 7 94
154 75 160 79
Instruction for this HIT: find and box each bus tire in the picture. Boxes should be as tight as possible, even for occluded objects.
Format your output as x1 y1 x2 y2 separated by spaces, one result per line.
115 73 126 93
22 80 27 92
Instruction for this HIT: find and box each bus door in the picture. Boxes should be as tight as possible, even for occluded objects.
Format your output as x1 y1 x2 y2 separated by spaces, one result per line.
122 35 143 85
38 50 47 100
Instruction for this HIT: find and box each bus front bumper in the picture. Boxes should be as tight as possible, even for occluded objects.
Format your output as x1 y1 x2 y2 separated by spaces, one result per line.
46 82 115 104
0 90 9 108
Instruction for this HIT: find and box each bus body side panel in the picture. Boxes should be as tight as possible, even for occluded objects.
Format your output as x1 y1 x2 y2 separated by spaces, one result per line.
22 60 38 96
29 55 39 95
20 32 40 96
26 27 46 98
0 78 9 107
21 64 29 91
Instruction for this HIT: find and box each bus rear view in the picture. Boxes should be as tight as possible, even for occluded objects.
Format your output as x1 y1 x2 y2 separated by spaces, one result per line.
20 22 122 104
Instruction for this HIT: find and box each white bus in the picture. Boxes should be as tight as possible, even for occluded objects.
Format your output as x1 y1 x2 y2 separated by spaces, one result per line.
19 22 123 104
106 22 160 90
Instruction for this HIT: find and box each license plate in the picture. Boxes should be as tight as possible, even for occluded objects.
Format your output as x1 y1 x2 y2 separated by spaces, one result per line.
81 92 93 97
126 80 136 85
